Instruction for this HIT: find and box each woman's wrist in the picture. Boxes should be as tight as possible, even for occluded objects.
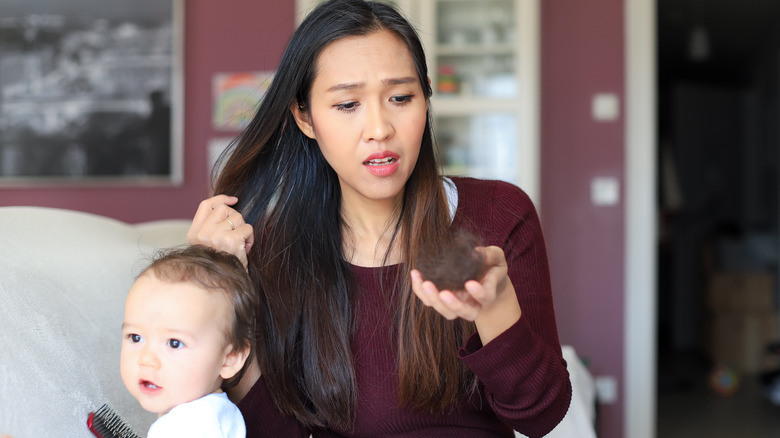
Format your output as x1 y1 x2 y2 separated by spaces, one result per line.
474 281 521 345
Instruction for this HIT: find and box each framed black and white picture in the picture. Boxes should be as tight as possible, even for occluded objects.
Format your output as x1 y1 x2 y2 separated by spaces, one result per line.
0 0 183 185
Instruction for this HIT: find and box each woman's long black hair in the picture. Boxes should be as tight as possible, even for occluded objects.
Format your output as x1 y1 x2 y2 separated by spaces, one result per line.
212 0 475 430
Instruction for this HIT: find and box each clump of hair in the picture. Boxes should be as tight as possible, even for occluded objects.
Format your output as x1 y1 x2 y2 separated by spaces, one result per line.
415 229 488 291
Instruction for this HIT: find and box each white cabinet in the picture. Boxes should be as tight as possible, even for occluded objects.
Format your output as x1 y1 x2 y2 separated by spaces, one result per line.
295 0 540 202
419 0 539 202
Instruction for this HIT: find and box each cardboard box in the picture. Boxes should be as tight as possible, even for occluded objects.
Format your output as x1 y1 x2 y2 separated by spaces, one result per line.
708 313 779 374
707 271 775 315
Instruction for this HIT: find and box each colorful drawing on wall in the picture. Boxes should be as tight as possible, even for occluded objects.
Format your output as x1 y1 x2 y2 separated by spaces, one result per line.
212 71 274 131
0 0 184 185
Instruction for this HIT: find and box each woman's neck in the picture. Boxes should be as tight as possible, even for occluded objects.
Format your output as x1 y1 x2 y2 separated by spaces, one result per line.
340 193 403 267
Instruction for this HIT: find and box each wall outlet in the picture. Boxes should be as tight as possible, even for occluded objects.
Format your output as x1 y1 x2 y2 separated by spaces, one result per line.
595 376 618 404
590 176 620 206
592 92 620 121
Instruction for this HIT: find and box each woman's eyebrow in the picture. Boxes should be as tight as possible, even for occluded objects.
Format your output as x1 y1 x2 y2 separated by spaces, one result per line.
327 82 362 92
384 77 416 86
326 77 417 92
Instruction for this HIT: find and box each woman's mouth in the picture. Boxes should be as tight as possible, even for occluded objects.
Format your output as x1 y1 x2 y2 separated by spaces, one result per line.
363 152 400 177
364 156 397 166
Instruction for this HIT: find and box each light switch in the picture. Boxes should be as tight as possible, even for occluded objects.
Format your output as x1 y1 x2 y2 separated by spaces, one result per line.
595 375 618 404
591 177 620 206
592 93 620 122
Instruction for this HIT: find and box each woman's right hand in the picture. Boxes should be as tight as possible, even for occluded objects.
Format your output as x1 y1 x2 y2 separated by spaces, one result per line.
187 195 254 268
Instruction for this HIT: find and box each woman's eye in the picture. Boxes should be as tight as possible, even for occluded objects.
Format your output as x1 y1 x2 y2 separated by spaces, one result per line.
391 95 413 104
335 101 358 112
129 334 142 343
167 339 184 349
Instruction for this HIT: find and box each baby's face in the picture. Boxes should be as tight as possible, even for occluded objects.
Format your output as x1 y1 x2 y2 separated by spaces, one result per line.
120 273 233 415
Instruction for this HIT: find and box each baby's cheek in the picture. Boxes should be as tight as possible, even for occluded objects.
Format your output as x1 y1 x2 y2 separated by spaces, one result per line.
119 353 134 387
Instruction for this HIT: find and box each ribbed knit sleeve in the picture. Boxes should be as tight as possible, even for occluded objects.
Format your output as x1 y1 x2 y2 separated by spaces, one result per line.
452 177 572 438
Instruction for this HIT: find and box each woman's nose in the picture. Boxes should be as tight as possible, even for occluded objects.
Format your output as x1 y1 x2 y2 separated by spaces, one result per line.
363 103 394 142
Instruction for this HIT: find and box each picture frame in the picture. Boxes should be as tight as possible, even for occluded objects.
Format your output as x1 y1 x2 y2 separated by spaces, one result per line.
0 0 184 186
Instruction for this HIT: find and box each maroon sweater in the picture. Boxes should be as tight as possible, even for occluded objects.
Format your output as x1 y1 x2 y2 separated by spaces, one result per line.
238 177 572 438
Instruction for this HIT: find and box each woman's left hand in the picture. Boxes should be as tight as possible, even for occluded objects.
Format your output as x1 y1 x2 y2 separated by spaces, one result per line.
410 245 522 344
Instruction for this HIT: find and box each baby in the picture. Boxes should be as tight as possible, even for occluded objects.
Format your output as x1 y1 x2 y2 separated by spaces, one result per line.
120 245 257 437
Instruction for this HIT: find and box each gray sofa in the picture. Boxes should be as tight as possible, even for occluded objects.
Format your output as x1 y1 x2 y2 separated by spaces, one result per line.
0 206 192 438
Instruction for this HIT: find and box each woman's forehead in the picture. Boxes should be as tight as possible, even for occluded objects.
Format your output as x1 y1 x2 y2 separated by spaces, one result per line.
313 29 416 85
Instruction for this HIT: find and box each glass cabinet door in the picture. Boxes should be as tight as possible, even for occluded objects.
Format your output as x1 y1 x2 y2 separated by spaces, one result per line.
432 0 517 99
420 0 539 202
435 112 519 183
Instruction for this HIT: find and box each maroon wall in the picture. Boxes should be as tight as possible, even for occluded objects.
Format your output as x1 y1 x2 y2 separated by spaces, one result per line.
0 1 295 223
540 0 626 437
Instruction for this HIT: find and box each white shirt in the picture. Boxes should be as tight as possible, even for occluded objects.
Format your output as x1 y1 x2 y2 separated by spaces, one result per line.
147 392 246 438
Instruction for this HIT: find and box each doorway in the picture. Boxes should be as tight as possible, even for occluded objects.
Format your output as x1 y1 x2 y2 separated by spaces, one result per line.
655 0 780 435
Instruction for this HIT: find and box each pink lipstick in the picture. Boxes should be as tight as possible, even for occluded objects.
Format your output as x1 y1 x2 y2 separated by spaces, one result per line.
363 151 400 177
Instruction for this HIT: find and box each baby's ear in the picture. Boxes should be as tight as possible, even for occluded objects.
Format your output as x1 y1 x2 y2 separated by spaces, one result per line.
219 344 250 380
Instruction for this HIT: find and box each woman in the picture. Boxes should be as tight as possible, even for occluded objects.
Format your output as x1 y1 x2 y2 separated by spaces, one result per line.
188 1 571 437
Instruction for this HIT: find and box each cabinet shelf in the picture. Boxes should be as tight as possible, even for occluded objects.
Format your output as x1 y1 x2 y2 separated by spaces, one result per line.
430 97 519 115
435 43 516 57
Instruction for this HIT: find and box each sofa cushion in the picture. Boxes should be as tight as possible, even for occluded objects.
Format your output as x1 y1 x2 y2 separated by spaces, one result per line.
0 206 191 437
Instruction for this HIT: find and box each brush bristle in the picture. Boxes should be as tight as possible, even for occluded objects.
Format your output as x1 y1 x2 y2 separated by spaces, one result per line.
87 404 142 438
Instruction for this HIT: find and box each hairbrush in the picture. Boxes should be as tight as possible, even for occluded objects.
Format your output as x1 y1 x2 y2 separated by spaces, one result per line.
87 404 142 438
